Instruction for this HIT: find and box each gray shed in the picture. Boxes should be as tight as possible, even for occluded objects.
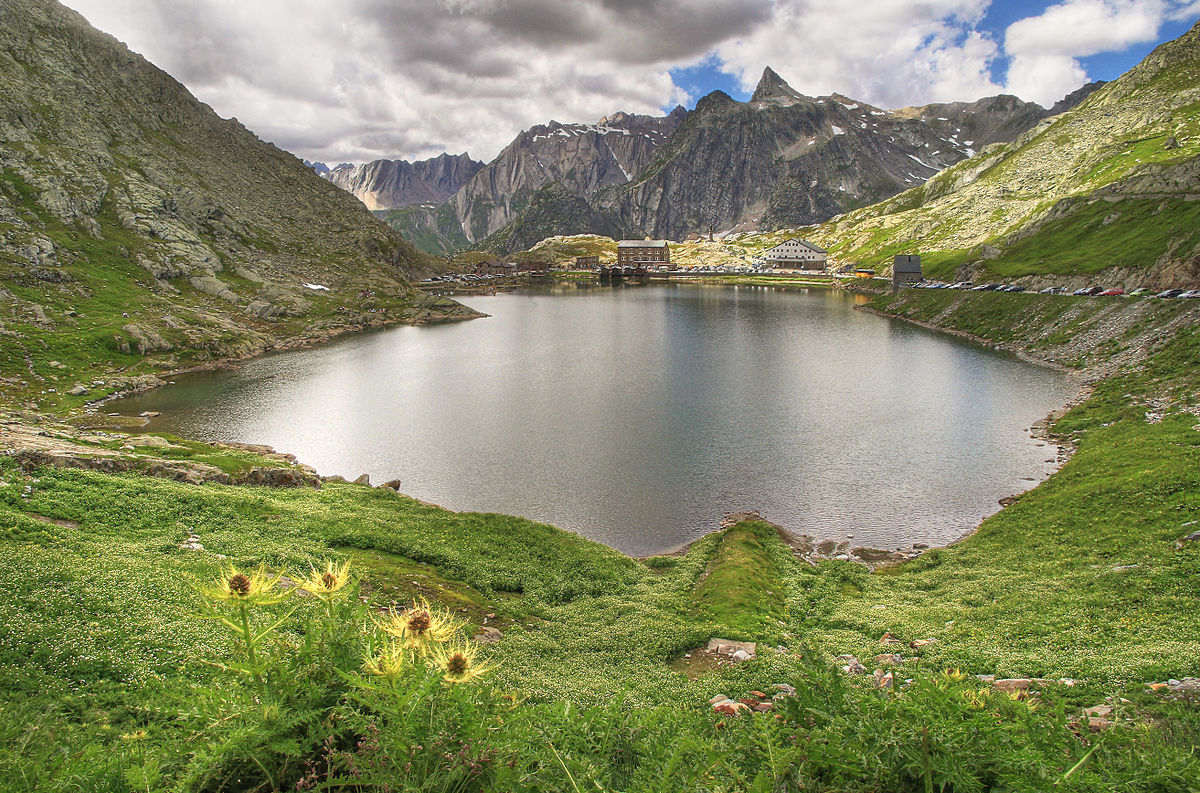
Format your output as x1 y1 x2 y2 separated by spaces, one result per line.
892 255 922 293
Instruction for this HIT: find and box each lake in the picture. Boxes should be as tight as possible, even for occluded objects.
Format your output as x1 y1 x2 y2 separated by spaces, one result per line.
115 282 1076 556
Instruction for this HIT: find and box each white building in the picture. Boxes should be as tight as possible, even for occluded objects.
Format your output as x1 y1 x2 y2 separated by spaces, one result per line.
761 239 828 270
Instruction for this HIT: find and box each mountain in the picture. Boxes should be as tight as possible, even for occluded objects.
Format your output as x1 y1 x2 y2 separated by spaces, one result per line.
381 108 687 253
304 160 331 176
385 68 1085 255
797 20 1200 289
601 68 1085 242
0 0 472 407
324 152 485 211
449 108 688 242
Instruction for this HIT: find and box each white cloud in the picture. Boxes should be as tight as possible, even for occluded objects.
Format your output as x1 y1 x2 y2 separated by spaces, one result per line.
63 0 740 163
713 0 1003 109
58 0 1194 165
1002 0 1189 105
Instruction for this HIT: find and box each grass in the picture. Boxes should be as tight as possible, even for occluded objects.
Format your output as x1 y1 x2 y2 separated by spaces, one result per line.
3 282 1200 787
692 520 788 641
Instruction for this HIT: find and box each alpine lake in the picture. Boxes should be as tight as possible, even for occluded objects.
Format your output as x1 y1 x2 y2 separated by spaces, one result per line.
114 281 1077 557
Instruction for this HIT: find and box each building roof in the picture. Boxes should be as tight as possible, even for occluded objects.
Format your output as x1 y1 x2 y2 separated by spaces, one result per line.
618 239 668 248
763 238 827 255
892 254 922 273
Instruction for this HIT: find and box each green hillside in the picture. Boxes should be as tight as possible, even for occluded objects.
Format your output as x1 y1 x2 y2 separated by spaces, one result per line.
0 0 476 412
782 20 1200 286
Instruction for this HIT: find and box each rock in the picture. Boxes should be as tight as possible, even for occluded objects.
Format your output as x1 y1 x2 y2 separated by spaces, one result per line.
234 467 320 488
379 478 403 490
879 632 903 646
67 385 89 396
139 411 161 418
1085 717 1115 730
909 638 937 649
1164 135 1179 150
1175 531 1200 549
731 649 752 662
473 626 503 644
125 435 174 449
713 700 749 716
873 669 894 689
752 701 773 713
992 678 1050 693
1083 704 1113 719
353 473 371 486
706 638 756 659
836 654 867 675
708 694 730 705
874 653 903 665
1108 563 1140 572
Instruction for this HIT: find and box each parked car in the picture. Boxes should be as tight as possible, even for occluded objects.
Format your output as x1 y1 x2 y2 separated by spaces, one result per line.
1098 289 1125 296
1155 289 1184 298
1127 288 1150 296
1072 287 1092 296
1039 286 1065 294
1179 289 1200 299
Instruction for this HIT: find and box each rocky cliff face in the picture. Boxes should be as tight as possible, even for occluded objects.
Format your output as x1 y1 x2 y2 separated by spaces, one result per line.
390 68 1067 254
0 0 472 405
804 21 1200 289
325 153 485 211
449 107 688 243
603 69 1006 240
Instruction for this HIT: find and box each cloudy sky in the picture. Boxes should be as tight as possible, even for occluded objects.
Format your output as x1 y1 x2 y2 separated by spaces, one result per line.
64 0 1200 166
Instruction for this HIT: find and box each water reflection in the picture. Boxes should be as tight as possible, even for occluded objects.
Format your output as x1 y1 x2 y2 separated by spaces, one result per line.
114 284 1075 556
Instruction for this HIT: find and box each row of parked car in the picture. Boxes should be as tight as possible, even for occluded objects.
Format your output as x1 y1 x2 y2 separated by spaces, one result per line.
914 282 1200 298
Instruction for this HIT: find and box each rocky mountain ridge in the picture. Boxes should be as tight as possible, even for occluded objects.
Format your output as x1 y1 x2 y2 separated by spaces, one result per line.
324 152 484 211
0 0 474 408
380 68 1092 254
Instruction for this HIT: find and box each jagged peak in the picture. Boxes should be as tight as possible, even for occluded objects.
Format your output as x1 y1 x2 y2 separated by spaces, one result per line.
694 89 739 115
751 67 807 105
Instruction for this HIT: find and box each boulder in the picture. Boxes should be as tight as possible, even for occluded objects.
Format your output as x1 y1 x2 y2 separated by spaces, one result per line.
353 473 371 486
1175 530 1200 549
67 384 89 396
473 626 503 644
379 478 403 491
835 654 867 675
706 638 756 659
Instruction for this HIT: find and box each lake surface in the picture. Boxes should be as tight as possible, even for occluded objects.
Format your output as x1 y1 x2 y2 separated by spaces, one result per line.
116 282 1076 556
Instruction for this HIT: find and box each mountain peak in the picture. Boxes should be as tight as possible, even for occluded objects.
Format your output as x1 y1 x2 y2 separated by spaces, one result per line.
751 67 805 104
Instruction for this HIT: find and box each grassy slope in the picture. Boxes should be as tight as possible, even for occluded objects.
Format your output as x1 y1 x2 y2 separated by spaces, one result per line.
2 290 1200 788
727 23 1200 282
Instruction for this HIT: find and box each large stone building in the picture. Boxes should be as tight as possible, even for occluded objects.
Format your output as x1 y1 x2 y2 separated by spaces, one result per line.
761 239 828 269
616 239 670 266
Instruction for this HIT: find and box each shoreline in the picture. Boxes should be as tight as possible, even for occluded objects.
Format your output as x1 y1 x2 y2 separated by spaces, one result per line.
88 284 1081 570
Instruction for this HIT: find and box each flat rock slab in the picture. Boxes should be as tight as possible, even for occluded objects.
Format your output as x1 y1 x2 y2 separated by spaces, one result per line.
706 638 757 659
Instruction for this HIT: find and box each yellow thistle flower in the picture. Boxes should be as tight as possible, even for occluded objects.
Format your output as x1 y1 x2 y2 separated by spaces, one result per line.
301 559 351 598
431 639 491 684
363 642 412 679
197 564 289 606
943 668 967 683
119 729 149 742
376 598 465 652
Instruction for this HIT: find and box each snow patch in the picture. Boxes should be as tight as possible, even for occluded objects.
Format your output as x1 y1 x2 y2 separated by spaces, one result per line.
303 283 330 291
831 125 845 135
